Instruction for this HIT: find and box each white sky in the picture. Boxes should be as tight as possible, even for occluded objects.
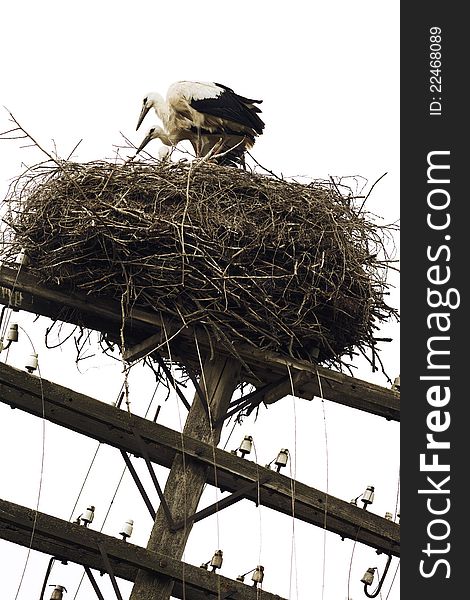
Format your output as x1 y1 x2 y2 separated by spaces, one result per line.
0 2 400 599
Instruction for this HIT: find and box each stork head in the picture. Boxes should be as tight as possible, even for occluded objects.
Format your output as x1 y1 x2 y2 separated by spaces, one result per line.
135 125 171 156
136 92 163 131
158 145 171 160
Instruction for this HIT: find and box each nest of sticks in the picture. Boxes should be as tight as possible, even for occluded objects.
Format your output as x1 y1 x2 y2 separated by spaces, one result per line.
1 158 398 370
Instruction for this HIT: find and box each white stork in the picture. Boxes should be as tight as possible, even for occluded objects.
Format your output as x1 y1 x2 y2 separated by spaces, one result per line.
135 81 265 166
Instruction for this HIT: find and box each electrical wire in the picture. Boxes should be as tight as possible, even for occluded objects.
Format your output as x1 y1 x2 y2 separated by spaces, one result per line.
64 381 126 598
13 327 46 600
0 261 24 341
220 383 255 451
383 467 401 600
174 365 189 577
71 468 127 600
119 283 131 414
346 526 362 600
394 466 400 521
385 560 400 599
250 440 264 569
162 319 190 568
1 308 16 362
222 417 239 450
5 318 127 597
68 380 127 522
374 564 384 600
162 319 189 592
315 369 330 600
286 366 299 600
68 443 102 523
0 305 12 341
72 379 161 599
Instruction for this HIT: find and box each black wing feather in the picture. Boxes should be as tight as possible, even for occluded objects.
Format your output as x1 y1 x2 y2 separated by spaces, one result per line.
190 86 265 135
214 83 263 106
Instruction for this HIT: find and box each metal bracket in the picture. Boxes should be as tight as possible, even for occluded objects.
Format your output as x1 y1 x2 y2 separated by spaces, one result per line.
171 477 269 531
215 377 289 426
153 352 191 411
84 566 106 600
120 450 156 520
133 429 176 530
184 361 211 419
221 591 238 600
216 371 311 426
364 553 393 598
97 542 124 600
39 556 57 600
148 345 213 421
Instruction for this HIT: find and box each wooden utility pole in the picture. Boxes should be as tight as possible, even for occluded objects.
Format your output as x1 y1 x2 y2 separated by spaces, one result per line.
0 265 400 598
130 354 241 600
0 362 400 555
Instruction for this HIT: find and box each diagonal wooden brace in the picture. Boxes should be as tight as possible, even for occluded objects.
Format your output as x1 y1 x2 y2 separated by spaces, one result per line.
171 477 269 531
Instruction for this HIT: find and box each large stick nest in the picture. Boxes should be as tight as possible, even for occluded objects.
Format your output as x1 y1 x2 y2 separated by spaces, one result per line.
1 159 398 369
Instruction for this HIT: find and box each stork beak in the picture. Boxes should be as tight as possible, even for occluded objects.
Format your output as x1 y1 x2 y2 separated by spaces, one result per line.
136 104 150 131
135 131 153 155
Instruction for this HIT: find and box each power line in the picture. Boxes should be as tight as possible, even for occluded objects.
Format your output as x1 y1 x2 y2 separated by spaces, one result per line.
287 366 299 600
72 378 162 599
315 369 330 600
13 327 46 600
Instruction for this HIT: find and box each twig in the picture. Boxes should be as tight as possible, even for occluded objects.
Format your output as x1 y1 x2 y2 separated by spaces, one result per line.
358 172 388 214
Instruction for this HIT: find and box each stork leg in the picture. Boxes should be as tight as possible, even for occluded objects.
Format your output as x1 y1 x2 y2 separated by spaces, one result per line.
198 139 224 163
194 128 204 158
211 138 245 167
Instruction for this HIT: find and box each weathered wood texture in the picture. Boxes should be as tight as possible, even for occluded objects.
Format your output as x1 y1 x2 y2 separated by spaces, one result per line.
130 355 241 600
0 498 285 600
0 362 400 556
0 263 400 421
